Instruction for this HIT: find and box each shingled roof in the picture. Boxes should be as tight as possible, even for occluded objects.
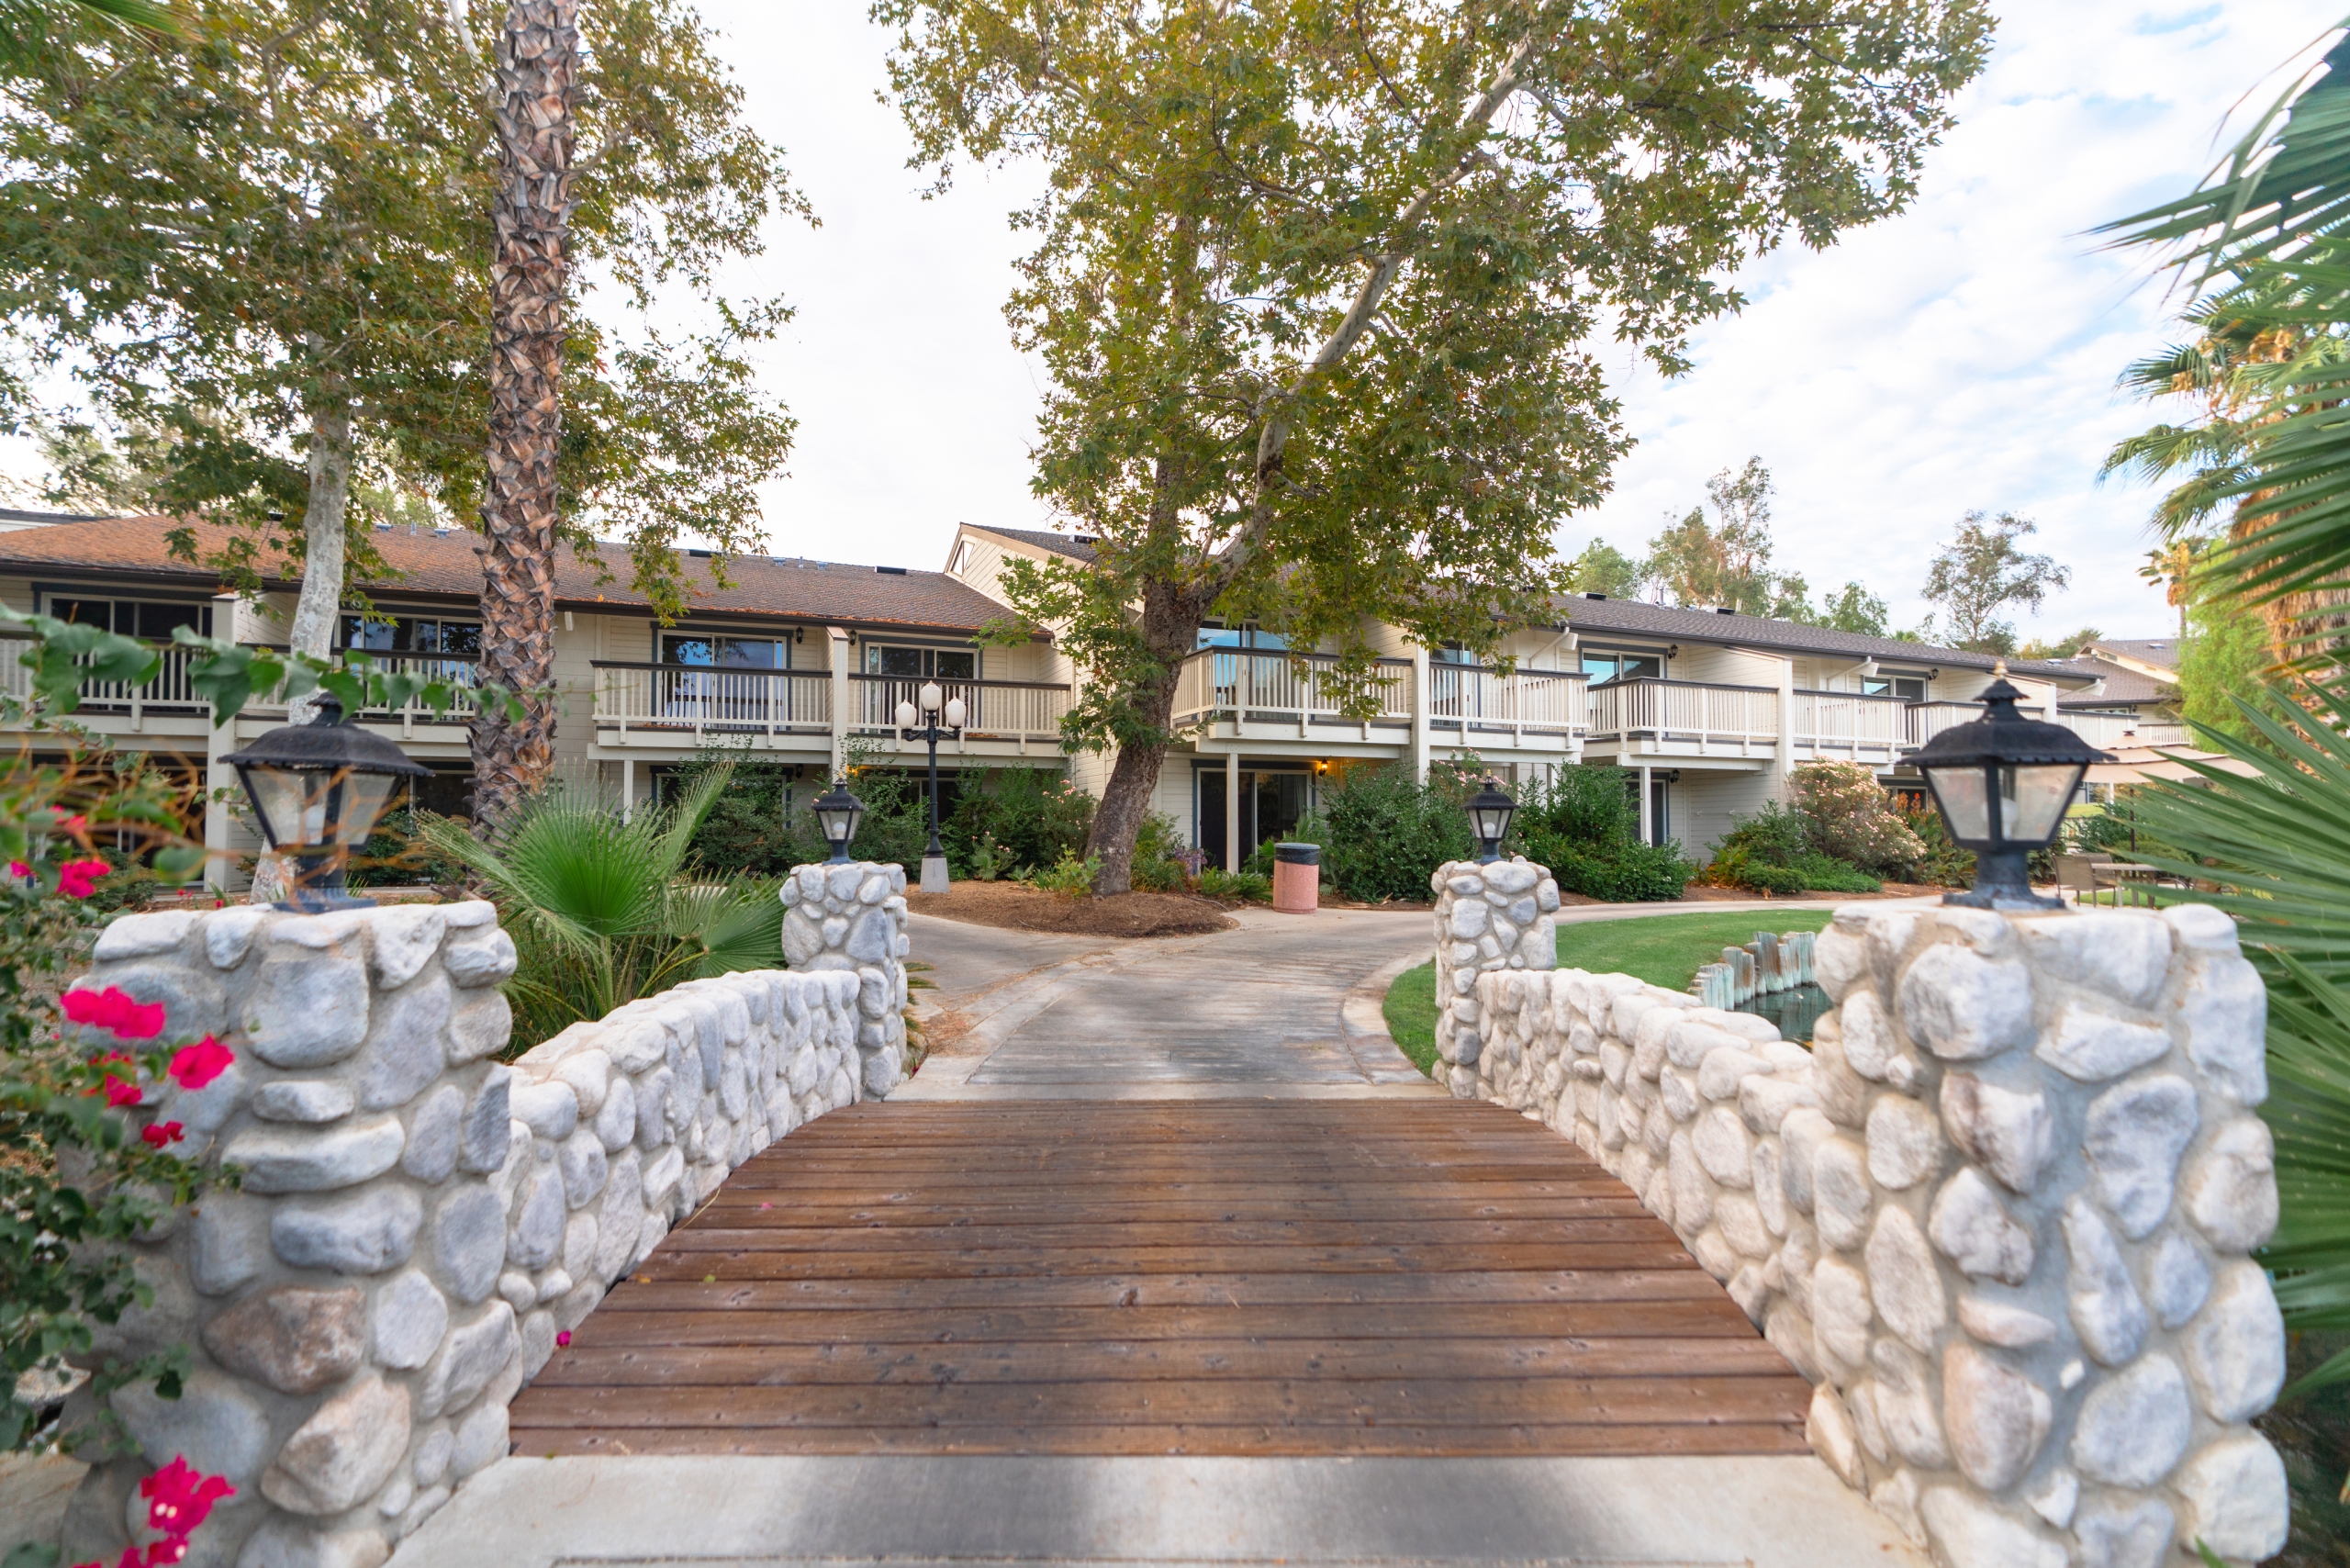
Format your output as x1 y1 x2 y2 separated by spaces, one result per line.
0 515 1023 636
1557 595 2095 685
966 524 1101 563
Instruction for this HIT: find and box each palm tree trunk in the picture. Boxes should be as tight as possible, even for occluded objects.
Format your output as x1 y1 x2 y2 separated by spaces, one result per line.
473 0 577 830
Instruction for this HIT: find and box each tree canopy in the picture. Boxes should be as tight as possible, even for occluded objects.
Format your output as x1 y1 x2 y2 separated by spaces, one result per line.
879 0 1993 889
1919 510 2070 655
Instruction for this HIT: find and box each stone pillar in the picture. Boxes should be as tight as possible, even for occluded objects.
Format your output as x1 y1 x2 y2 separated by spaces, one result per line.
779 860 911 1098
1440 901 2291 1568
57 902 866 1568
1427 857 1560 1098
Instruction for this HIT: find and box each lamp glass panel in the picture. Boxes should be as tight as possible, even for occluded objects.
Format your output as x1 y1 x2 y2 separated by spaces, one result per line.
2002 763 2083 845
919 680 942 712
241 766 316 849
944 698 967 728
333 772 402 846
817 803 859 844
1470 804 1512 841
1924 764 1993 843
895 700 916 728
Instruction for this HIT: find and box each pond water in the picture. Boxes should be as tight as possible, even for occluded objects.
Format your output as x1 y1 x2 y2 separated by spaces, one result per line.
1732 981 1830 1044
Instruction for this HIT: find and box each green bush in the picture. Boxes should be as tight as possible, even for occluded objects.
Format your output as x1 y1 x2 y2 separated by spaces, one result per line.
1197 868 1272 902
1317 763 1474 902
1130 810 1189 890
1511 765 1691 902
1029 849 1102 896
946 767 1093 877
1705 800 1881 894
1896 799 1974 887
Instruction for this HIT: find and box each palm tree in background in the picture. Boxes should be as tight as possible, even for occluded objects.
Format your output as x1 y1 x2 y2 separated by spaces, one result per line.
473 0 577 830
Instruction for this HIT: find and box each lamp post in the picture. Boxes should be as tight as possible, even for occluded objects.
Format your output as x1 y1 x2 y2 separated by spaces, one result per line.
1907 664 2109 911
894 680 966 893
811 777 866 865
224 696 431 911
1465 777 1517 865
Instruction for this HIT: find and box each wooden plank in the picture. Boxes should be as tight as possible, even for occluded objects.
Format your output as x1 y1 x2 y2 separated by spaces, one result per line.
656 1217 1681 1250
568 1301 1761 1345
587 1269 1740 1311
505 1421 1812 1459
504 1374 1810 1428
630 1242 1695 1281
688 1196 1659 1224
530 1336 1797 1386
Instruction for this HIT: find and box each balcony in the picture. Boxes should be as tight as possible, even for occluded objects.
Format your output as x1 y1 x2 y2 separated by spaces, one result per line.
0 644 477 740
1793 689 1909 761
1427 664 1587 740
2060 711 2190 750
594 662 833 744
847 674 1069 745
1171 649 1415 738
1584 678 1780 755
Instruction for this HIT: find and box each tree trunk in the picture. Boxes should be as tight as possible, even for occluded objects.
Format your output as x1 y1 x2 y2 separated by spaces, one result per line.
285 401 352 723
1083 578 1202 896
472 0 577 831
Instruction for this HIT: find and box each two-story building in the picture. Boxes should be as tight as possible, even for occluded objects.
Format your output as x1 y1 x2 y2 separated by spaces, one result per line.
0 510 2103 886
944 523 2098 868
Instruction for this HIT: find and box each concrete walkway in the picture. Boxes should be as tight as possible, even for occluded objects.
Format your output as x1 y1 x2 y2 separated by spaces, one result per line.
397 898 1928 1568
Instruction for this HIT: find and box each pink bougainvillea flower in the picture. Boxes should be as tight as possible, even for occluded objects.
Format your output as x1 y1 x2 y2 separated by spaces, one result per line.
50 809 88 834
140 1121 185 1148
166 1036 232 1092
57 857 111 898
62 986 166 1041
141 1456 235 1537
7 860 28 879
103 1074 140 1109
555 1330 571 1348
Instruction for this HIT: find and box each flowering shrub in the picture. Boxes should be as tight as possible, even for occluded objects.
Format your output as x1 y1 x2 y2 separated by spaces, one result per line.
1787 761 1925 874
47 1451 238 1567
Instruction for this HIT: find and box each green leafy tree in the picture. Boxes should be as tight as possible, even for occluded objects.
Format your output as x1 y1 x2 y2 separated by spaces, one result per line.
2015 625 2104 661
1643 457 1798 614
878 0 1992 890
0 0 800 741
2177 589 2270 743
1808 581 1892 636
1919 510 2071 655
1566 540 1642 599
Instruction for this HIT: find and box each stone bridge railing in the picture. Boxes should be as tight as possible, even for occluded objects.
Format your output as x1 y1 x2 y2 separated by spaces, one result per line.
55 861 907 1568
1430 857 2288 1568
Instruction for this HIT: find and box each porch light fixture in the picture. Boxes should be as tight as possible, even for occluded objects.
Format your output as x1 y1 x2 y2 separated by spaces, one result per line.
224 696 430 912
811 777 866 864
1465 777 1517 865
1907 664 2109 911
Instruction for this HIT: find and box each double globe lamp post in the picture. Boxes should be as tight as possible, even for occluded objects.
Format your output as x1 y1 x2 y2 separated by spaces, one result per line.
895 681 964 894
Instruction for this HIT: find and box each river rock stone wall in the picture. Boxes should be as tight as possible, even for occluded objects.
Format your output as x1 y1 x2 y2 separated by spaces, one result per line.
1427 856 1560 1097
780 860 911 1098
1433 865 2289 1568
57 895 883 1568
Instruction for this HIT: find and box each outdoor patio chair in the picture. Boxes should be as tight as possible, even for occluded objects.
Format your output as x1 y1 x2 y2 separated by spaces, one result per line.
2053 852 2116 907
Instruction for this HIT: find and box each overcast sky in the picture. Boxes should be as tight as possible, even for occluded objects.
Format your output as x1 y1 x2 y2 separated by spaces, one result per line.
689 0 2343 646
8 5 2333 646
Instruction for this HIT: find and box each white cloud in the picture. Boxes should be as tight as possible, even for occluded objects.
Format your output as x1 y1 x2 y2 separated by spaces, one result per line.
1568 2 2344 642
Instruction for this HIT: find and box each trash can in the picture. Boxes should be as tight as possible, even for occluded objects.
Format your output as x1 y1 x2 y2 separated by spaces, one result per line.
1271 842 1321 914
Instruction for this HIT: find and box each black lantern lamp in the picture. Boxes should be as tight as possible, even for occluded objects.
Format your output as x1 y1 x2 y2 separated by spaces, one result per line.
811 777 866 865
1465 777 1517 865
224 696 430 911
1907 665 2110 911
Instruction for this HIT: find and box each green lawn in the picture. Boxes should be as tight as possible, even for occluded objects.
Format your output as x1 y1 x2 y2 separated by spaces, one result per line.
1382 909 1839 1079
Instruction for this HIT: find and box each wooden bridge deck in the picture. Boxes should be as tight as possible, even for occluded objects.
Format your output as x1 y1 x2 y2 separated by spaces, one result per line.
507 1097 1813 1457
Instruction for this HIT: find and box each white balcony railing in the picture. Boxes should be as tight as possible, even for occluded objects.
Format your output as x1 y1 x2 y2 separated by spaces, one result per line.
2060 711 2191 750
595 663 832 740
1584 678 1780 749
1170 650 1414 728
849 674 1069 741
1794 689 1910 754
0 644 476 734
1427 665 1588 734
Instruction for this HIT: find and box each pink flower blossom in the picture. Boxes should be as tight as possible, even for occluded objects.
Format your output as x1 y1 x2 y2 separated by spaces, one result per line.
140 1456 235 1537
140 1121 185 1148
57 857 110 898
102 1074 140 1109
166 1036 232 1092
7 860 28 879
555 1330 571 1348
62 986 166 1041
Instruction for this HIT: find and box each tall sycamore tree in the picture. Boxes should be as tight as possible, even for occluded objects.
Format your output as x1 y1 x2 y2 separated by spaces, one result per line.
878 0 1993 891
0 0 800 786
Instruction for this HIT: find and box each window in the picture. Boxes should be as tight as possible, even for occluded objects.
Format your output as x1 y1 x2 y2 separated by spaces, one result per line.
49 598 212 642
341 614 481 659
1432 644 1477 666
865 644 976 679
662 633 790 669
1863 675 1927 701
1196 622 1287 651
1581 650 1663 684
948 541 971 576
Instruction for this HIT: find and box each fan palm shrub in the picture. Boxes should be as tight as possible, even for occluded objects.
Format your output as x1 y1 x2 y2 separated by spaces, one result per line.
2126 681 2350 1402
416 763 785 1050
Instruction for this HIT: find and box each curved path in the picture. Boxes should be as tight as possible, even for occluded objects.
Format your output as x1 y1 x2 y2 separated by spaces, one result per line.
408 898 1927 1568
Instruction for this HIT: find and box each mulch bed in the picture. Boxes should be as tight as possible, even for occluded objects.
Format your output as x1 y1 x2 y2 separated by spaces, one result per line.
908 881 1236 937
